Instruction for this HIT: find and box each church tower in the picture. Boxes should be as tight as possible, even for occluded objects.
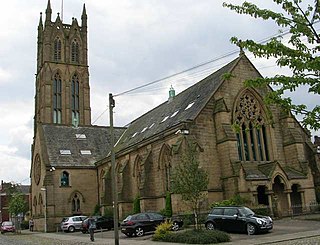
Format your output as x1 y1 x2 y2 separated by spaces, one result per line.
35 0 91 129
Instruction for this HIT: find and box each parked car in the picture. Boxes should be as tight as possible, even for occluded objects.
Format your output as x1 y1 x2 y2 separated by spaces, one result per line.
205 206 273 235
1 221 15 234
81 216 114 233
60 215 87 232
120 212 183 237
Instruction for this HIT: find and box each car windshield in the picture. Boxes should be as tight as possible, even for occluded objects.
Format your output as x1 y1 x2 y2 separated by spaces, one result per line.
123 215 132 222
239 207 255 216
2 222 13 226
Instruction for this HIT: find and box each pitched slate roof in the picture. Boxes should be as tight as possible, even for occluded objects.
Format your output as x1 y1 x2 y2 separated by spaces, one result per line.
42 124 126 167
115 56 242 153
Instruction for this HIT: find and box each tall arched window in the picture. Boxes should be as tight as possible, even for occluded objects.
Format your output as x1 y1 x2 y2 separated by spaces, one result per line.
39 193 43 215
71 39 79 63
234 91 269 161
159 144 172 191
134 155 145 190
53 73 62 124
72 193 81 213
61 171 70 187
33 196 37 216
54 37 61 61
71 74 80 126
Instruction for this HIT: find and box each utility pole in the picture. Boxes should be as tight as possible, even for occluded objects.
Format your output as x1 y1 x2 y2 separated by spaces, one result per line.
109 93 119 245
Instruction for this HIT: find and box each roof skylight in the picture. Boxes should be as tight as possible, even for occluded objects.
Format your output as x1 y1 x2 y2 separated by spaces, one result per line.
80 150 91 155
170 110 179 118
60 150 71 155
132 132 138 138
185 101 195 110
141 127 148 133
75 134 86 139
161 116 169 123
149 123 155 129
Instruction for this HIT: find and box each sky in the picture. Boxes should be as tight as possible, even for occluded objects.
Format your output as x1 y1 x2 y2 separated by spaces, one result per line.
0 0 318 185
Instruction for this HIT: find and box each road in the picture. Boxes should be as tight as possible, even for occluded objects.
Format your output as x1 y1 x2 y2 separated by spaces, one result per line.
1 216 320 244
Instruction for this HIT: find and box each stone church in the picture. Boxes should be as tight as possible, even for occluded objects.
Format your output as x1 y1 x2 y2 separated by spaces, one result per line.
30 1 319 231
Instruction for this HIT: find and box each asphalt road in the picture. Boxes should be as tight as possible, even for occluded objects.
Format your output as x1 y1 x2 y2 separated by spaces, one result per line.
1 215 320 245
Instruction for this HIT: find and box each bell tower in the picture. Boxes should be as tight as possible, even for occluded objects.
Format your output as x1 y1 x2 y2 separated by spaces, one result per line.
35 0 91 129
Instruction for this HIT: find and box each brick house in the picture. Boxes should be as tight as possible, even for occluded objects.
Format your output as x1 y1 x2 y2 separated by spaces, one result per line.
0 181 30 223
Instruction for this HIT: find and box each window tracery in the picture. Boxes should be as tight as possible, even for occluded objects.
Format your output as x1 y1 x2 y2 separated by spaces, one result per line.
71 193 81 213
234 91 269 161
71 39 79 63
54 37 61 61
71 74 80 126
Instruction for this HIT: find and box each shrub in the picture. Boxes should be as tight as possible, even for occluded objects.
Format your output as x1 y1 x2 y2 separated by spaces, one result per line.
93 204 101 215
153 220 173 241
252 206 271 216
20 220 29 230
133 195 141 214
165 192 173 217
211 194 248 208
153 229 230 244
103 206 113 218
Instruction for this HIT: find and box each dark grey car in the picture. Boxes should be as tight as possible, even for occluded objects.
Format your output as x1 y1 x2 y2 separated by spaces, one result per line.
205 206 273 235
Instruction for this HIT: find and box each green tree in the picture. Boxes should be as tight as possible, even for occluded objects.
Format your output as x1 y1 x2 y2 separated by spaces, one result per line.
8 193 27 217
171 141 208 230
223 0 320 130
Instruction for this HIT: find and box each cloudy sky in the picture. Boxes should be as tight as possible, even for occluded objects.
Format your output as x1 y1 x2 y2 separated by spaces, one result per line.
0 0 318 185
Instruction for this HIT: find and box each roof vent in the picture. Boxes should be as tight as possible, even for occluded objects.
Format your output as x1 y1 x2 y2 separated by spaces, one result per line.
168 85 175 102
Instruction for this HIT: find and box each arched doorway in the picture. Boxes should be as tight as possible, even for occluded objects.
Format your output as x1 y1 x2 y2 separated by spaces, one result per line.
272 175 289 217
290 184 302 215
257 185 269 205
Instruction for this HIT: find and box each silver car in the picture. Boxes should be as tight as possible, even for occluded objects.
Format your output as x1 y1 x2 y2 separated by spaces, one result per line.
60 216 87 232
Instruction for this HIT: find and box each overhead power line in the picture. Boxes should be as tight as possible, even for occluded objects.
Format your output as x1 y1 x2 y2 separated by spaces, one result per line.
113 27 303 98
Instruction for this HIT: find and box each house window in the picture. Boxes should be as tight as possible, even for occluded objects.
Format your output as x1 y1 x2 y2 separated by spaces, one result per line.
71 39 79 63
53 73 62 124
72 194 81 213
71 74 79 126
54 37 61 61
61 171 70 187
234 91 269 161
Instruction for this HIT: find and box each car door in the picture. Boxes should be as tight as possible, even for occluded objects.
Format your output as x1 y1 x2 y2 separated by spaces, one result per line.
73 217 82 230
148 213 165 231
222 208 245 232
136 213 152 232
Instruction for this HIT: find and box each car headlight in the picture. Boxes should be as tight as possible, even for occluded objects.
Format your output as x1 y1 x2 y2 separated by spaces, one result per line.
256 218 263 225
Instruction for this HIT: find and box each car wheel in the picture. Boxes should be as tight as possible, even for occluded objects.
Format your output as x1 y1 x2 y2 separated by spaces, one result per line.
135 227 144 237
171 221 179 231
68 226 75 232
246 223 256 235
206 222 215 230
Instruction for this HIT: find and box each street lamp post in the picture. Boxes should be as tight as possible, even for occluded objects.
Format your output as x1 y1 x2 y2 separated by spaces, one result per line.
40 187 47 233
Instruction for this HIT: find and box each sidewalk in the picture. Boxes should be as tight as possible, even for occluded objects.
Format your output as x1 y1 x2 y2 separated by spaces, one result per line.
24 228 320 245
